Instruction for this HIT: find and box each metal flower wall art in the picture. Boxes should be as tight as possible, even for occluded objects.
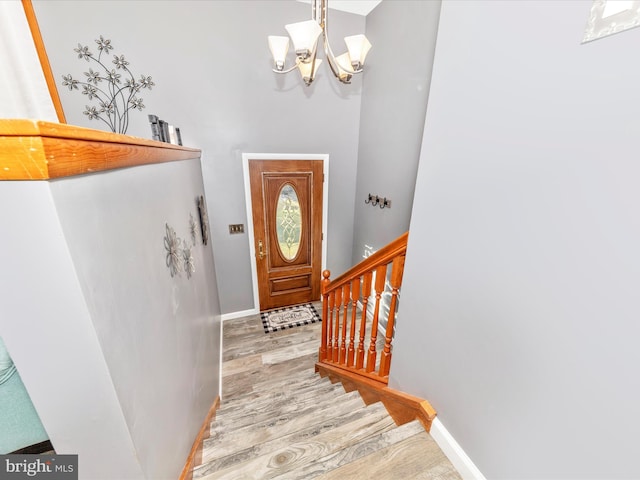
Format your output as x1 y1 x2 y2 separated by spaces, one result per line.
164 211 203 279
189 213 198 246
61 35 155 134
183 241 195 279
164 223 182 278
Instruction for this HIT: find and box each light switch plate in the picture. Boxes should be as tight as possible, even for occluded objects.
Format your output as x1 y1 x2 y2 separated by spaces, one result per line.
229 224 244 234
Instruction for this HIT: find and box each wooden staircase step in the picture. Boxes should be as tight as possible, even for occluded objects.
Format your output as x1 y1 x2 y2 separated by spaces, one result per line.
201 393 368 466
215 380 349 426
218 370 325 412
223 336 320 378
195 402 395 479
210 387 364 433
223 328 318 362
222 352 318 399
285 419 426 479
195 400 387 475
315 429 461 480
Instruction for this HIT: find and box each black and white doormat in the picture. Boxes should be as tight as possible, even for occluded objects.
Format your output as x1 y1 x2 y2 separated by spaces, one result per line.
261 303 321 334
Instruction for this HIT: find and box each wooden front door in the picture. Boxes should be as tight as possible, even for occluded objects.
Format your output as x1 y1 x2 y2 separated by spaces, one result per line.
248 159 323 311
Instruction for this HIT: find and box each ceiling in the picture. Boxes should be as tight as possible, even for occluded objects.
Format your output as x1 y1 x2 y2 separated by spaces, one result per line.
296 0 382 16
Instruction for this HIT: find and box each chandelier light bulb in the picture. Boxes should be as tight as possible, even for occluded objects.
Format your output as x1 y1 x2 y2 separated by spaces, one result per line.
285 19 322 60
344 34 372 69
268 36 290 71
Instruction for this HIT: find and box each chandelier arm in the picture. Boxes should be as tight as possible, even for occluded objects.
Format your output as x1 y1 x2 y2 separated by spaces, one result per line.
322 31 364 78
320 0 362 76
272 63 300 74
321 35 344 80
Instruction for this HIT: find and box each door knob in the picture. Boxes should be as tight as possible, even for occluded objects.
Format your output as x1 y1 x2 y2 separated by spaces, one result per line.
258 240 265 260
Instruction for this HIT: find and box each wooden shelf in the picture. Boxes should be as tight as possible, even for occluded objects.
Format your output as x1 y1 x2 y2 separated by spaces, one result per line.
0 119 201 180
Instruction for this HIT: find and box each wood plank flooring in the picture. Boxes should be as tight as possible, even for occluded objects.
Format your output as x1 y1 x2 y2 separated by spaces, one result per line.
192 303 462 479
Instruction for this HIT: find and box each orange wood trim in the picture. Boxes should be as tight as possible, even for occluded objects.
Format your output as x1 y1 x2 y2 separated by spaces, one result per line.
318 359 389 385
179 395 220 480
21 0 67 123
324 232 409 293
0 120 200 180
315 362 437 432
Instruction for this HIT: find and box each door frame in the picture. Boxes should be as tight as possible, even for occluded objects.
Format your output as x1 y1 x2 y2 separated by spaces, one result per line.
242 153 329 313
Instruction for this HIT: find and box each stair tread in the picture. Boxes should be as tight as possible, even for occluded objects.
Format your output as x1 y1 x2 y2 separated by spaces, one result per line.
196 401 395 479
201 396 373 466
221 353 318 399
315 429 462 480
215 381 352 425
223 336 320 379
223 326 319 362
218 371 329 413
196 401 389 475
210 388 364 433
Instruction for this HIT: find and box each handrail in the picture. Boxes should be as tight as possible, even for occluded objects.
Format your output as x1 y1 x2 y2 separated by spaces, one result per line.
323 232 408 292
318 232 408 383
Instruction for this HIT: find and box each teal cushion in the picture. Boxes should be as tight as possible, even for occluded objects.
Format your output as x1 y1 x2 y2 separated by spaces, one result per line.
0 370 49 453
0 337 17 385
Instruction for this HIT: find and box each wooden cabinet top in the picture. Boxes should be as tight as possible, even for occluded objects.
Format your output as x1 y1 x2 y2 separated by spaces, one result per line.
0 119 201 180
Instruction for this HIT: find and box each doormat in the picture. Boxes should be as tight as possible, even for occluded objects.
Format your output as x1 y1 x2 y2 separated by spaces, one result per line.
261 303 321 334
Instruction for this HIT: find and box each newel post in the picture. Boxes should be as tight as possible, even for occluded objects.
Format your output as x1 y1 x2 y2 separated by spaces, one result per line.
319 270 331 361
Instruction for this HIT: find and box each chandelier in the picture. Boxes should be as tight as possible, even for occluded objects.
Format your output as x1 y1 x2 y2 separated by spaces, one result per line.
267 0 372 86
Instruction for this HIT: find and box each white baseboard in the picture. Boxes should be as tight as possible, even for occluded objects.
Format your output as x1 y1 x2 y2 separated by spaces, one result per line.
219 318 224 401
430 418 486 480
221 308 258 322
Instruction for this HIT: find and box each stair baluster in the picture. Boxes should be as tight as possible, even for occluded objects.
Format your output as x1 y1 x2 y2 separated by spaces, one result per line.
366 264 387 373
347 278 360 367
332 287 342 363
339 283 350 364
326 288 335 361
379 255 404 377
356 271 372 370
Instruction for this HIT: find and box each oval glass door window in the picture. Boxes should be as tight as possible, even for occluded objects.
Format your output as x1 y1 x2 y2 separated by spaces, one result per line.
276 183 302 260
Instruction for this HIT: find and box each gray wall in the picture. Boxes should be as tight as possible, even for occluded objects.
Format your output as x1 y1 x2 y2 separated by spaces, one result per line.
391 1 640 478
351 0 441 262
50 159 221 479
0 181 144 479
33 0 365 314
0 157 220 479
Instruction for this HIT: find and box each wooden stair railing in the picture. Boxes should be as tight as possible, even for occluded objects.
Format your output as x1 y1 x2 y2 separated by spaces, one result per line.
318 231 408 383
315 231 437 432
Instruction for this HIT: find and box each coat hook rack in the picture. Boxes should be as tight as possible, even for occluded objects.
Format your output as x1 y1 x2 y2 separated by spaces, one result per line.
365 194 391 209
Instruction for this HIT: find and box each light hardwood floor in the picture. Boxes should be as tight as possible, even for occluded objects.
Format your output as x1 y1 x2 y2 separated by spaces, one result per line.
193 303 461 479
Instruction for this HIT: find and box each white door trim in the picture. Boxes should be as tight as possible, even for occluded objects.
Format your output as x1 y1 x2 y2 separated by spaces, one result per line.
242 153 329 313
